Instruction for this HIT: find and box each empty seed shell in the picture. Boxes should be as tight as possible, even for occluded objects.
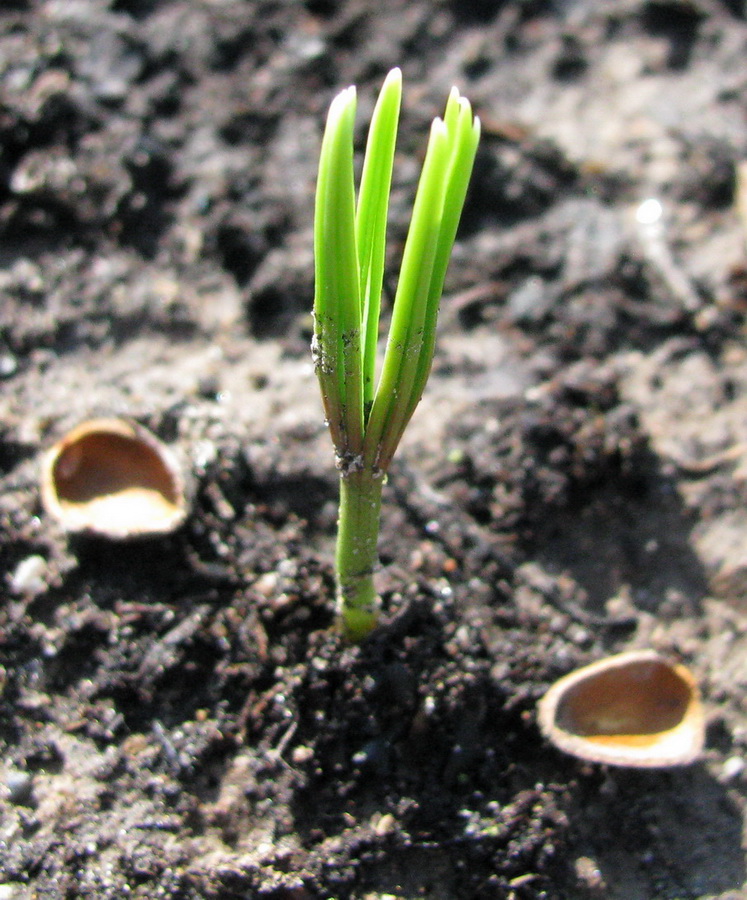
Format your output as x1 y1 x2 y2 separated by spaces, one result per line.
537 650 704 767
41 418 187 539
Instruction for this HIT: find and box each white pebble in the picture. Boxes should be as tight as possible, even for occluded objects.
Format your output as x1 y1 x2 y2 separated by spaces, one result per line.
10 555 47 595
722 756 745 781
635 197 663 226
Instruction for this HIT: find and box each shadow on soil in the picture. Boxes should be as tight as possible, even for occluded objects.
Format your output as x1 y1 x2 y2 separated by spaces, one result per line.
533 468 708 621
568 764 746 899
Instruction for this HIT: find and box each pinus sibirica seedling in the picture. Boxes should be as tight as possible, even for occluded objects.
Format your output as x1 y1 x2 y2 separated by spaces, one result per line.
313 68 480 640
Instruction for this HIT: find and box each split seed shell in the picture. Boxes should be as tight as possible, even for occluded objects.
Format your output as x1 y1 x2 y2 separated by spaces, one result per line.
41 418 187 539
538 650 704 767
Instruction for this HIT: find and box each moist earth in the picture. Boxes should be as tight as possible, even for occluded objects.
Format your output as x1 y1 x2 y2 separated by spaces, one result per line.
2 1 747 898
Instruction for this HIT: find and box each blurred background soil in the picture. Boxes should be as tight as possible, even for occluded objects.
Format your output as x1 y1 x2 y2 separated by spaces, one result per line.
2 0 747 897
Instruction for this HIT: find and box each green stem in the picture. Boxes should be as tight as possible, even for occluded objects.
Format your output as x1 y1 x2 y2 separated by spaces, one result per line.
335 467 385 640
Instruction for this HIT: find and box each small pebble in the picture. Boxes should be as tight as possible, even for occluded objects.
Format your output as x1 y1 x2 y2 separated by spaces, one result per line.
575 855 605 891
722 755 745 781
10 555 47 596
192 439 217 470
6 769 33 805
635 197 663 226
290 745 314 765
0 355 17 378
372 812 396 836
352 738 389 772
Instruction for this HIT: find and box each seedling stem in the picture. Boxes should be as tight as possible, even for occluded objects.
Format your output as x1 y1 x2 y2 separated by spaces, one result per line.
313 68 480 640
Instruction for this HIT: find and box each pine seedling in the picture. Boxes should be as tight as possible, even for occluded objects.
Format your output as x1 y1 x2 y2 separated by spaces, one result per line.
313 68 480 640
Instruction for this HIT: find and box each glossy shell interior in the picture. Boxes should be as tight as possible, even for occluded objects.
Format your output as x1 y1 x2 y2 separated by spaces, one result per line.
538 650 705 767
41 419 186 539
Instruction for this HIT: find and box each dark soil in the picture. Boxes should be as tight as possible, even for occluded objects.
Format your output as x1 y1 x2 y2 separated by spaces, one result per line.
2 1 747 897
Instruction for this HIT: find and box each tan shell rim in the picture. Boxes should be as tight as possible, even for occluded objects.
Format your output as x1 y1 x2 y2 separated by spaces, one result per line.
40 418 188 540
537 649 705 768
